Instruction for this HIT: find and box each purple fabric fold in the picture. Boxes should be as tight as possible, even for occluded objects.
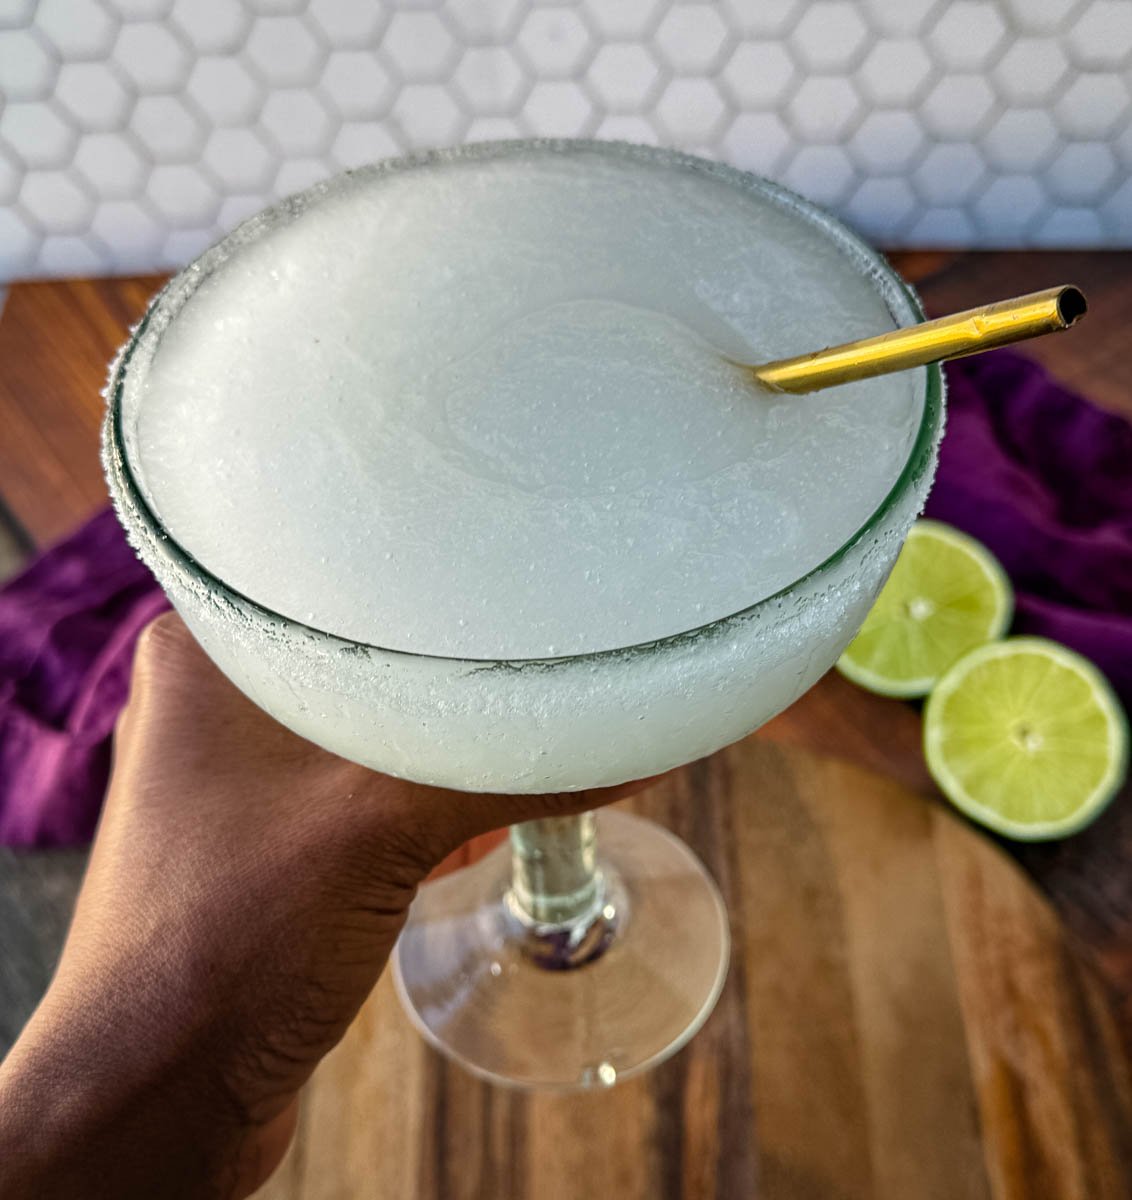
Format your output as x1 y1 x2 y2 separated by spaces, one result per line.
2 350 1131 847
923 352 1132 703
0 510 169 846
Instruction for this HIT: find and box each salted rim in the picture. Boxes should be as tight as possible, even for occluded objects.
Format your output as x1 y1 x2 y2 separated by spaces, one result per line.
103 138 944 668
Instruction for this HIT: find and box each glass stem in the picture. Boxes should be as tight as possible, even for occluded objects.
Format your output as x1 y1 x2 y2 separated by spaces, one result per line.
509 812 602 928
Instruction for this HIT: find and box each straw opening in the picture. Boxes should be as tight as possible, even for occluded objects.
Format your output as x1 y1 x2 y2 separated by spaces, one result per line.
1057 287 1087 327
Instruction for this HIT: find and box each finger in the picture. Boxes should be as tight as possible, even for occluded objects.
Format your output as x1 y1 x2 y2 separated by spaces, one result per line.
424 829 508 881
125 612 303 761
423 773 668 879
407 772 672 863
230 1098 299 1199
129 611 229 715
494 773 668 827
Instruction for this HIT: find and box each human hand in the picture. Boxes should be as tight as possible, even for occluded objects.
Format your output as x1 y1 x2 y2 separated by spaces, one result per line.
0 613 661 1199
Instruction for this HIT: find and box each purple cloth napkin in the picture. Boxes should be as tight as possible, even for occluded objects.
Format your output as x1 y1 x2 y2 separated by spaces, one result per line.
0 509 169 846
924 353 1132 703
2 350 1131 847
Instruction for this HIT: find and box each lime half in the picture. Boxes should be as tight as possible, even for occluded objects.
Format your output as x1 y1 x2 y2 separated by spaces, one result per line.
923 637 1128 841
838 519 1013 698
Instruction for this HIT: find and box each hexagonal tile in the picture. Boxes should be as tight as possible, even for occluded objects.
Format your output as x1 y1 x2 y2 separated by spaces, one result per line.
912 144 987 204
457 117 515 145
1053 73 1130 137
201 128 275 190
5 0 1127 269
34 0 117 60
858 40 934 105
0 29 56 100
19 170 91 232
330 122 401 168
787 77 862 141
321 51 394 119
654 78 729 142
1034 207 1105 245
587 43 662 111
1000 0 1085 33
383 11 458 82
847 111 926 171
593 114 660 144
983 108 1060 170
844 177 919 237
186 57 263 126
170 0 250 54
720 42 795 107
790 2 869 71
260 89 333 155
781 144 857 205
74 133 148 198
113 0 174 16
113 22 191 92
147 164 220 224
920 75 998 138
273 158 331 196
0 102 75 168
218 192 272 232
1044 140 1118 201
1109 120 1132 169
1067 1 1132 66
90 201 165 263
0 209 40 278
993 37 1070 103
719 112 792 174
927 2 1008 70
719 0 804 36
580 0 665 38
1099 179 1132 237
450 46 527 115
445 0 525 42
37 235 109 277
245 16 323 85
160 228 220 270
246 0 307 12
972 175 1046 239
857 0 944 35
305 0 386 47
132 95 206 162
905 207 976 245
391 83 466 145
516 8 594 77
654 5 730 73
53 62 130 134
0 0 36 27
0 146 19 202
522 80 595 137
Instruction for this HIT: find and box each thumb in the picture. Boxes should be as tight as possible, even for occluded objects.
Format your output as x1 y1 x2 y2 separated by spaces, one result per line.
400 774 669 870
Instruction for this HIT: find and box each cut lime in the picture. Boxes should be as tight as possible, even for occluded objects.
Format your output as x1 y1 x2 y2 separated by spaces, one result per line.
838 519 1013 698
923 637 1128 841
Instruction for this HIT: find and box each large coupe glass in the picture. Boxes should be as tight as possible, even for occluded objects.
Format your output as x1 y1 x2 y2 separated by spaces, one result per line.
103 141 942 1089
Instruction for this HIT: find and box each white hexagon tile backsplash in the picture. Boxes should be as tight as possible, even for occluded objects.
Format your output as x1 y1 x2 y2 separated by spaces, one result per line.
1 0 1131 279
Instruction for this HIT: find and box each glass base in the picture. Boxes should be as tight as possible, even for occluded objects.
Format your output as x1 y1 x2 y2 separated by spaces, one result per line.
393 808 730 1090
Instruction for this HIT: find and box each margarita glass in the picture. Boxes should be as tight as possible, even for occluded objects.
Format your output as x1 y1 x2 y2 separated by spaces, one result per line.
103 141 943 1089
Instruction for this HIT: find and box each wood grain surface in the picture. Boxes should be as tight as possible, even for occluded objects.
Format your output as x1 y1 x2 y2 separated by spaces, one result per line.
255 739 1132 1200
1 253 1131 1197
0 275 163 547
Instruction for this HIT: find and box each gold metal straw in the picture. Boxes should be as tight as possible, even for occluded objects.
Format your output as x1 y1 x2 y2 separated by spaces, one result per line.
748 285 1087 395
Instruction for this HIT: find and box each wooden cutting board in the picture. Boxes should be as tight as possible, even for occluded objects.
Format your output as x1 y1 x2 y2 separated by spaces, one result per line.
256 734 1132 1200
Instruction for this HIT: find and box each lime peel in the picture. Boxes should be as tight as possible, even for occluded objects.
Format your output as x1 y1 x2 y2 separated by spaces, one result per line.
923 636 1129 842
837 519 1013 698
